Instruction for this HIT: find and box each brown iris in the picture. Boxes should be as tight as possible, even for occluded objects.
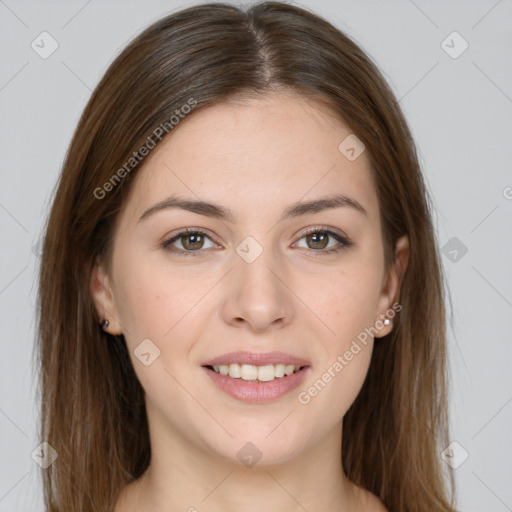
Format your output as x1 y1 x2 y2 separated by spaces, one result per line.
181 233 205 250
305 232 329 250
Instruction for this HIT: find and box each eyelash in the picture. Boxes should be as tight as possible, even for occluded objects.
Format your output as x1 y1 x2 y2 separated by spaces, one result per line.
161 226 352 257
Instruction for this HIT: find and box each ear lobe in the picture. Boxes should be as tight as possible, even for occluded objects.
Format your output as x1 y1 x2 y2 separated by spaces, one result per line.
90 260 123 335
374 234 410 338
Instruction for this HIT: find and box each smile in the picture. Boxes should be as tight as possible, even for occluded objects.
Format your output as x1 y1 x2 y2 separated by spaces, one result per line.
201 353 311 403
206 363 303 382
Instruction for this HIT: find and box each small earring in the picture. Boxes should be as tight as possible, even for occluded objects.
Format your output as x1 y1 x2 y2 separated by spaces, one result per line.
101 319 109 331
383 318 391 326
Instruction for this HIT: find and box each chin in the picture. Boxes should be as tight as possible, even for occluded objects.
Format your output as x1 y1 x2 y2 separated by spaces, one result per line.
201 421 309 468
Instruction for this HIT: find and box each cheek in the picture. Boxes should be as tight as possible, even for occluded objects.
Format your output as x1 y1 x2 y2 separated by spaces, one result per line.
114 249 211 343
300 263 383 351
294 259 382 414
295 328 374 444
298 315 375 426
112 255 210 411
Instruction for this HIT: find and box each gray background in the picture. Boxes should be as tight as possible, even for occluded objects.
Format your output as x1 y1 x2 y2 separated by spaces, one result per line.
1 0 511 510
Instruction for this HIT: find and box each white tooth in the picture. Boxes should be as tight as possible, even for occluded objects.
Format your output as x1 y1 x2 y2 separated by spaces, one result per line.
229 363 241 378
213 365 220 373
284 365 295 376
258 365 276 382
218 363 301 380
274 364 285 378
240 364 258 381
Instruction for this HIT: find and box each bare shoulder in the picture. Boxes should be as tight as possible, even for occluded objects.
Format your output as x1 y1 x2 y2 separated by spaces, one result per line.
368 493 388 512
354 485 388 512
113 480 139 512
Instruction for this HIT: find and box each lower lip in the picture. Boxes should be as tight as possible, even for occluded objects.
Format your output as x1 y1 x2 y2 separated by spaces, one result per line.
201 366 311 403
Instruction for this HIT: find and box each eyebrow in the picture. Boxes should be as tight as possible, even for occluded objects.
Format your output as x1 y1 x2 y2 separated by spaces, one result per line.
138 193 368 224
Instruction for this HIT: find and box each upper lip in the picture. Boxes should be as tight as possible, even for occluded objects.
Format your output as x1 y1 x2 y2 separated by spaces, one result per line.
202 351 311 368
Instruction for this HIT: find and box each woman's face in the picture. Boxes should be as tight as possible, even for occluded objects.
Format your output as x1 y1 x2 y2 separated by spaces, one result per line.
92 90 407 466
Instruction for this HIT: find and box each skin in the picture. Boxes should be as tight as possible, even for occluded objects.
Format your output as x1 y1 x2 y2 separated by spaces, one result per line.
91 90 409 511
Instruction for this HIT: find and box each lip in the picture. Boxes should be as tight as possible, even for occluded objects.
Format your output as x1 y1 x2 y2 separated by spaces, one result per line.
202 365 311 403
201 351 312 404
201 351 311 367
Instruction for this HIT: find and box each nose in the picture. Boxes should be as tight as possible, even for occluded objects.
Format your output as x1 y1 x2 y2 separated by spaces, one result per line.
221 246 294 333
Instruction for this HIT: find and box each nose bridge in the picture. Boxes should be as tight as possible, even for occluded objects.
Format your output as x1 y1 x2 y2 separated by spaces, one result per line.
222 235 293 330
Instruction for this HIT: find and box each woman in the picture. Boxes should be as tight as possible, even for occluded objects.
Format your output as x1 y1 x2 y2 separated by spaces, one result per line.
36 2 457 510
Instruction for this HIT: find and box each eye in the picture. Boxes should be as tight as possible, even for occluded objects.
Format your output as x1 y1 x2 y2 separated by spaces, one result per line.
161 226 352 257
293 227 352 255
162 228 218 255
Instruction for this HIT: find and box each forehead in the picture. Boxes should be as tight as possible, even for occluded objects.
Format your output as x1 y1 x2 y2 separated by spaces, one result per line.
120 91 379 226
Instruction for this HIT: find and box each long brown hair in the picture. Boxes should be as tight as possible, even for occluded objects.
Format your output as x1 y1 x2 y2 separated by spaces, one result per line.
35 2 456 510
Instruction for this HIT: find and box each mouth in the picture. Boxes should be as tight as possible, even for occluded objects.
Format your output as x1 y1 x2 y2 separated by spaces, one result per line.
203 363 308 383
201 351 311 403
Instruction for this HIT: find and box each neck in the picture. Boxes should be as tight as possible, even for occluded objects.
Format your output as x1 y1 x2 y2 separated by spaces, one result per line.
127 401 362 511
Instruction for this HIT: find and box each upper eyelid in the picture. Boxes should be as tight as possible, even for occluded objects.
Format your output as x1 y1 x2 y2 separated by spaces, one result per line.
299 225 347 238
164 227 219 244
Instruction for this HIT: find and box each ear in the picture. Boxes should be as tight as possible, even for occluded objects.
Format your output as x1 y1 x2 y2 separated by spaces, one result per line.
90 257 123 335
374 234 409 338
